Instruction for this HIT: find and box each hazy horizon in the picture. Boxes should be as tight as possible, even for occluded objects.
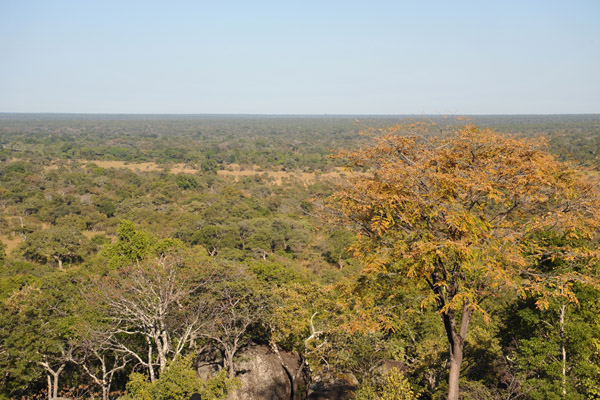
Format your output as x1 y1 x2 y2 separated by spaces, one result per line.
2 1 599 114
4 112 600 116
2 113 600 122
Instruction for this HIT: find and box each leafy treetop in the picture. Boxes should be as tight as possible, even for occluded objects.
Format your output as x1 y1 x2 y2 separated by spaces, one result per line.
330 122 600 400
332 122 600 313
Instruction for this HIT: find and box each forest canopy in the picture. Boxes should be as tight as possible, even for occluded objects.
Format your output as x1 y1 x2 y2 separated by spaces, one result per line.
0 115 599 400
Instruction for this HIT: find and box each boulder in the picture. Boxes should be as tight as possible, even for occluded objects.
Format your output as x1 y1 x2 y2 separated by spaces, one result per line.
307 381 356 400
371 359 407 377
197 344 306 400
196 347 223 381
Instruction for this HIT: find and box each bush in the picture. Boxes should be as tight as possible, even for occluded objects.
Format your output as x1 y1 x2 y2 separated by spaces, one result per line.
355 368 415 400
122 355 236 400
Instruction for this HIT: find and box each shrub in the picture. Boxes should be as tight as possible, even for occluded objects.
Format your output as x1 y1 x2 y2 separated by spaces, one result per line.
355 368 415 400
123 355 236 400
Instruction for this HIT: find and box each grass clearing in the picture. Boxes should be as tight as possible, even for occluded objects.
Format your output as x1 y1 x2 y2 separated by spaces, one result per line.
0 235 23 254
21 158 356 186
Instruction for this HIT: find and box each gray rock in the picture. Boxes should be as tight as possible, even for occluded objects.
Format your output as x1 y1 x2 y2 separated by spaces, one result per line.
196 347 223 381
196 344 306 400
371 359 406 376
307 381 356 400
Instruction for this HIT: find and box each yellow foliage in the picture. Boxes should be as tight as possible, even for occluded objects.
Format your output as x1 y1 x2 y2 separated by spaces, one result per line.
329 121 600 319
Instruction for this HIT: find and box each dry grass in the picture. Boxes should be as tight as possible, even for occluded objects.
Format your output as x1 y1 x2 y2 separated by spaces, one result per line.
82 160 197 174
29 159 357 186
216 169 353 185
86 160 165 171
81 230 107 239
0 235 23 254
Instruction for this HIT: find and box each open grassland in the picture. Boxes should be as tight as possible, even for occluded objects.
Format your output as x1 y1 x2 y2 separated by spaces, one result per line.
36 159 354 186
0 235 22 254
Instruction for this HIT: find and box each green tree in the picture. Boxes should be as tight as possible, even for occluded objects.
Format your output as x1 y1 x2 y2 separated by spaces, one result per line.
123 355 235 400
19 227 92 269
320 229 355 269
103 220 180 268
103 220 153 266
176 174 200 190
0 240 6 265
96 198 116 218
0 272 82 399
266 279 324 400
238 219 274 260
191 224 240 257
355 368 416 400
501 285 600 399
201 263 269 379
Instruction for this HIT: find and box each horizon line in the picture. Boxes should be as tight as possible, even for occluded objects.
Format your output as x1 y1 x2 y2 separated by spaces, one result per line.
1 112 599 117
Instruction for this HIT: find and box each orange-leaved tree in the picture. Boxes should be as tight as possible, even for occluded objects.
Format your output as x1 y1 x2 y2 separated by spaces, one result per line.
329 122 600 400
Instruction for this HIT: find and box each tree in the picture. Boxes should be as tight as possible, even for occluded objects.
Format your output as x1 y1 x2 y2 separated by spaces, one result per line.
237 219 273 260
0 272 81 399
266 281 322 400
330 123 600 400
20 227 92 269
320 228 355 269
191 225 240 257
355 368 416 400
500 281 600 398
103 220 181 268
0 240 6 265
70 328 129 400
96 198 116 218
103 220 154 267
176 174 200 190
200 264 268 380
96 254 212 382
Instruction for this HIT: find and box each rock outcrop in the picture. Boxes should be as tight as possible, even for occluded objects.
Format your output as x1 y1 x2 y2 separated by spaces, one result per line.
306 381 357 400
198 344 307 400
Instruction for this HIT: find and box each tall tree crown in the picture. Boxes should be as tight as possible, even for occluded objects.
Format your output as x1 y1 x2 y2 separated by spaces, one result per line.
331 122 600 313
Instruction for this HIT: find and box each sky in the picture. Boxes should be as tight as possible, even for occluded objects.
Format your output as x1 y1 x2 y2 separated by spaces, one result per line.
0 0 598 114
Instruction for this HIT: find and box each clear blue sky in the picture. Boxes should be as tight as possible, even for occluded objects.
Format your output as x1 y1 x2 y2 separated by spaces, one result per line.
1 0 598 114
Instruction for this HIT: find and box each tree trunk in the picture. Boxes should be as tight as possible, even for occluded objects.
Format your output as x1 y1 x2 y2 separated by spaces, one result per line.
101 359 109 400
226 351 235 379
53 364 65 399
53 371 59 399
447 341 464 400
148 342 155 382
40 361 65 400
560 303 567 397
47 374 52 400
291 377 299 400
155 330 168 376
290 360 304 400
270 342 304 400
441 302 473 400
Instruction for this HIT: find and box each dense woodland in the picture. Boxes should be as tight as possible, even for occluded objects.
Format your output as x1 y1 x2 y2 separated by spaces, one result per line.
1 114 600 400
